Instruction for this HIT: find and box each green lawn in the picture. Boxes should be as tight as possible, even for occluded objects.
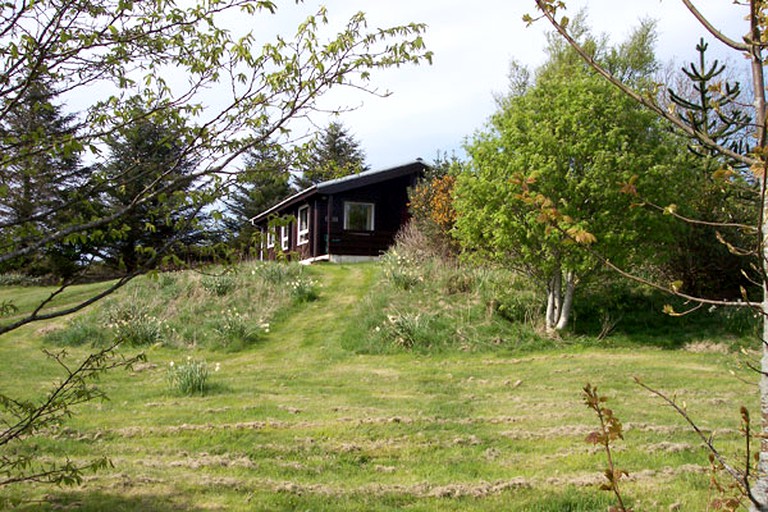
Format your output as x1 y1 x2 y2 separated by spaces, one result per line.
0 263 756 511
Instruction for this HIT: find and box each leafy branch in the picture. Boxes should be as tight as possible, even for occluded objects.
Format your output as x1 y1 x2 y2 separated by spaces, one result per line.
0 344 145 490
583 383 631 512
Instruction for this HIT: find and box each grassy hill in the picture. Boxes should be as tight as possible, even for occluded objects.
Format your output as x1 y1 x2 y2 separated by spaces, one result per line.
0 259 758 511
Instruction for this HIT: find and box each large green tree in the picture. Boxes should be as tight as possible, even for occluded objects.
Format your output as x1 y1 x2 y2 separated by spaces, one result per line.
296 121 368 187
454 20 681 332
532 0 768 508
0 79 87 277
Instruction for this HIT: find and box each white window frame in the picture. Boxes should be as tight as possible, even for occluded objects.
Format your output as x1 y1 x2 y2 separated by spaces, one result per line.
297 205 309 245
266 229 275 249
343 201 375 231
280 225 289 250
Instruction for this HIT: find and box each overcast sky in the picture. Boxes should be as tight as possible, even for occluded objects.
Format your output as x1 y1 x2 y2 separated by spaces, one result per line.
272 1 749 169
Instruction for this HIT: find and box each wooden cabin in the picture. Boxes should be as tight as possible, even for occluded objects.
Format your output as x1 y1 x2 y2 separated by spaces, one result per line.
250 159 428 263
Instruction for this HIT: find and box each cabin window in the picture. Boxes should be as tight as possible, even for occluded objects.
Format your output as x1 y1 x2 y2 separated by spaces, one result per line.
344 201 375 231
297 205 309 245
280 225 289 250
266 229 275 248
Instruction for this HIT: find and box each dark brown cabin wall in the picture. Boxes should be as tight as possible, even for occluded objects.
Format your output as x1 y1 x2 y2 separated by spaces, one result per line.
326 175 413 257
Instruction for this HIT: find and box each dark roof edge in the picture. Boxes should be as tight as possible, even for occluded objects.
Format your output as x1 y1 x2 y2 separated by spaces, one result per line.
316 159 427 194
249 185 317 225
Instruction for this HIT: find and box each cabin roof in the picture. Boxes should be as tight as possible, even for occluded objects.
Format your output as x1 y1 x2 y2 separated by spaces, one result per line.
249 159 427 224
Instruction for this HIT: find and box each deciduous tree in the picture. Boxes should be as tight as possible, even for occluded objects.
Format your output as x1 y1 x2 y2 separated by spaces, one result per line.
531 0 768 508
454 20 680 332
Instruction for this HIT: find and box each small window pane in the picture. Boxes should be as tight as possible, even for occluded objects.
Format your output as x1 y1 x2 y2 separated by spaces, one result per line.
344 202 374 231
297 206 309 244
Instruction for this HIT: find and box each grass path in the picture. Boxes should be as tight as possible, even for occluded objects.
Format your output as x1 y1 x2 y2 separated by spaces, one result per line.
256 263 376 364
0 263 758 511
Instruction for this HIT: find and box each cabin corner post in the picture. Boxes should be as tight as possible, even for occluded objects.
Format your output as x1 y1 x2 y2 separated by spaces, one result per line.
327 194 334 259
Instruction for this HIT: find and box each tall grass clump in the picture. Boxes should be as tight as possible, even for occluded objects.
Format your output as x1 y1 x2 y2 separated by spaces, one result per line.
201 272 237 296
43 316 109 347
212 307 266 350
289 274 319 303
167 357 216 395
105 300 165 346
253 261 304 285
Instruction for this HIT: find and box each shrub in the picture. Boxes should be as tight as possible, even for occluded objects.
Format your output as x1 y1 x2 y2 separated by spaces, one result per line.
408 173 459 256
167 358 216 396
289 275 319 303
201 273 237 296
105 302 164 346
0 273 43 287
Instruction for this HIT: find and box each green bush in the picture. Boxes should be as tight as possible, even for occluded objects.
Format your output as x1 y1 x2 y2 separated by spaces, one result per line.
201 273 237 296
0 273 43 286
105 302 164 346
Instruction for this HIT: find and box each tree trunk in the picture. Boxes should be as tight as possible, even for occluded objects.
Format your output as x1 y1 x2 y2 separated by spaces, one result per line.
546 279 556 332
555 270 576 331
544 267 576 333
753 164 768 510
751 1 768 507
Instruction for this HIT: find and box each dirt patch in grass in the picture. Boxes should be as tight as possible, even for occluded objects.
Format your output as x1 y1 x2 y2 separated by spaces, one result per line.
269 478 532 499
683 341 732 354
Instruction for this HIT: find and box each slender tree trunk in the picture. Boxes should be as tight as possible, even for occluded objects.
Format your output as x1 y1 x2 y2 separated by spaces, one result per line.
546 277 556 331
753 161 768 510
555 270 576 331
751 1 768 507
545 267 577 333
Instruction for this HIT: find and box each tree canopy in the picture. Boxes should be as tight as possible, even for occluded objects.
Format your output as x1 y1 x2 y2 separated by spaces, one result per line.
296 121 368 188
454 20 682 332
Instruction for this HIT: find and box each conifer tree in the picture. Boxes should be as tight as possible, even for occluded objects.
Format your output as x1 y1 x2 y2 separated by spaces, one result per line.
225 140 292 253
0 78 87 276
296 121 368 188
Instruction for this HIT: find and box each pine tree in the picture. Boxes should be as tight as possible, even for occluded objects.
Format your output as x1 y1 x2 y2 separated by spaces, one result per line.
98 108 200 273
225 141 292 253
296 121 368 188
0 78 87 276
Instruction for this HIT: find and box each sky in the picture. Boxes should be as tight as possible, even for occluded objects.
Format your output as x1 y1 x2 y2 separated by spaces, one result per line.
265 1 750 170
